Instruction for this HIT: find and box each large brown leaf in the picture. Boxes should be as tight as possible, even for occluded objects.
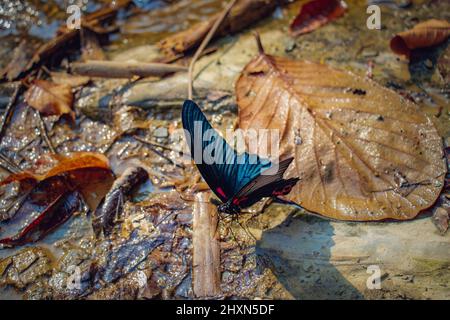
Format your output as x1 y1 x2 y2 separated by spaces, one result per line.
236 48 446 221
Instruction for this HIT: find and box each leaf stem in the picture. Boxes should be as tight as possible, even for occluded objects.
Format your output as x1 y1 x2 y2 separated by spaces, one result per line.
253 31 265 55
37 111 56 154
188 0 237 100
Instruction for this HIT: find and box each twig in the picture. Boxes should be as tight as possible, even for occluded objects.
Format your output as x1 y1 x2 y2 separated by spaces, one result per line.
188 0 238 100
37 112 56 154
0 152 20 173
192 192 221 297
17 0 132 80
253 31 265 55
71 60 187 78
133 136 183 154
134 136 184 169
0 83 22 141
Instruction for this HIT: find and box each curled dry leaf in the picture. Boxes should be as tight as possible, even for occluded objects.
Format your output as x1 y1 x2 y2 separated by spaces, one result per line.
289 0 347 36
93 166 149 238
390 19 450 57
236 44 446 221
0 152 113 210
24 79 74 120
0 191 82 247
0 152 114 247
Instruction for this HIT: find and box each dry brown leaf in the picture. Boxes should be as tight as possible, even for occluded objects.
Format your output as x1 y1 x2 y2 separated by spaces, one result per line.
24 79 74 120
50 72 91 87
390 19 450 57
236 44 446 221
289 0 347 36
0 152 113 211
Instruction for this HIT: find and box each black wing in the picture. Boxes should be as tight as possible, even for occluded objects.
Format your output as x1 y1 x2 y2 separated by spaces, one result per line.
182 100 271 202
230 157 299 208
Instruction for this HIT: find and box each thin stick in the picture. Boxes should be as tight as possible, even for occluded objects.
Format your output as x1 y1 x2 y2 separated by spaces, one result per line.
187 0 237 100
0 83 21 141
72 60 187 78
0 152 20 173
253 31 265 55
134 136 184 169
133 136 183 154
37 112 56 154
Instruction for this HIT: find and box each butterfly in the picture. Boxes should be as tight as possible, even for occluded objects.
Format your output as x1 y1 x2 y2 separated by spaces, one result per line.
182 99 299 214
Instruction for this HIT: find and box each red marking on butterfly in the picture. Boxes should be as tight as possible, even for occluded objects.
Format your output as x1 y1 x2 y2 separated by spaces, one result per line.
233 196 248 206
216 187 227 199
272 185 293 196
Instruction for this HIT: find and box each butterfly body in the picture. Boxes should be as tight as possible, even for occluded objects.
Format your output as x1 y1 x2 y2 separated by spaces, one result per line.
182 100 299 214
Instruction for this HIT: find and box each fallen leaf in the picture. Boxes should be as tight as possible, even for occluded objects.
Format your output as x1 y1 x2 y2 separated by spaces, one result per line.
289 0 347 36
0 152 114 210
236 41 446 221
93 166 148 237
50 72 91 87
24 79 74 120
0 153 114 246
390 19 450 57
0 191 82 247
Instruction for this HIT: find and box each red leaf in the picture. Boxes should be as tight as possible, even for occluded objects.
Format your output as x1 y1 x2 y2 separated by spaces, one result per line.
289 0 347 36
0 192 82 247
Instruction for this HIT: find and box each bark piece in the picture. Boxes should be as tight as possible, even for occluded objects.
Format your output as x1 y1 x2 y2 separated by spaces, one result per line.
192 192 221 297
71 60 187 78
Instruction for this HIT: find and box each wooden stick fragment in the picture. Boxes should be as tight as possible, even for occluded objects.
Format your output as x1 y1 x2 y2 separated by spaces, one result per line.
192 192 221 298
71 60 187 78
159 0 282 59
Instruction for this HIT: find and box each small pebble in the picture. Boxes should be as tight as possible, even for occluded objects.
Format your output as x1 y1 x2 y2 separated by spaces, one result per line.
284 39 296 53
153 127 168 138
424 59 433 69
362 49 379 58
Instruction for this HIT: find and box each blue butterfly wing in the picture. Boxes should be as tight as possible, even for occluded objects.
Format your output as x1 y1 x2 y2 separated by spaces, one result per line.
182 100 271 202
